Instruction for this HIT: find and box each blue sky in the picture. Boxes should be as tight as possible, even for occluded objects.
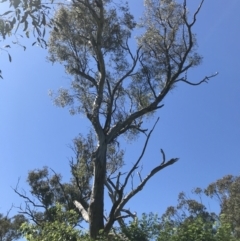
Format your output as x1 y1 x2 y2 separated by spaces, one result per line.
0 0 240 230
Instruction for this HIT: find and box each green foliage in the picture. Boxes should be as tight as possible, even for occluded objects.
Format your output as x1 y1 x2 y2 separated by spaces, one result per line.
156 192 216 241
0 213 27 241
16 174 240 241
156 185 240 241
0 0 49 40
214 214 235 241
20 203 81 241
204 175 240 239
0 18 12 39
121 213 160 241
14 166 89 227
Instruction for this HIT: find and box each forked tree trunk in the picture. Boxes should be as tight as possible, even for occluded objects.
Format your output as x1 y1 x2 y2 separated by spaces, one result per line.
88 143 107 239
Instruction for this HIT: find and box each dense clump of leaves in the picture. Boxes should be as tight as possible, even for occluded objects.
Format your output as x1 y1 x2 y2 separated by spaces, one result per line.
0 213 27 241
120 213 160 241
14 167 87 225
17 173 240 241
157 192 217 241
20 203 81 241
204 175 240 238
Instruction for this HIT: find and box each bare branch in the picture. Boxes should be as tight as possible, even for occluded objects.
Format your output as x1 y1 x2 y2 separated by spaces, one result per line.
12 180 44 209
184 0 205 27
103 118 162 232
121 209 137 219
5 205 14 219
13 180 45 226
104 46 141 132
122 117 160 189
49 167 71 208
71 68 97 87
175 72 218 86
107 177 117 191
137 171 142 183
171 1 206 83
70 159 84 195
105 179 114 195
107 97 164 143
160 149 166 165
139 59 157 99
115 158 179 216
118 123 148 136
74 200 89 222
114 214 132 220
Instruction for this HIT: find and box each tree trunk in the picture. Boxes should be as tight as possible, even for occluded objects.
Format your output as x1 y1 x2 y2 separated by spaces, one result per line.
88 143 107 239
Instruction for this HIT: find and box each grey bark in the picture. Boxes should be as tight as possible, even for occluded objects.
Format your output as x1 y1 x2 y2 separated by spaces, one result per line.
88 142 107 238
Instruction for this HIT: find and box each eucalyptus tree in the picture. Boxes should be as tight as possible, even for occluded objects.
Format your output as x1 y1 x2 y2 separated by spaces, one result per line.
46 0 217 238
204 175 240 238
155 189 240 241
0 212 27 241
14 166 89 226
157 192 217 241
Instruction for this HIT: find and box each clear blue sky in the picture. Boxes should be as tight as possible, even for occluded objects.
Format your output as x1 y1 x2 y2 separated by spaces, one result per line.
0 0 239 228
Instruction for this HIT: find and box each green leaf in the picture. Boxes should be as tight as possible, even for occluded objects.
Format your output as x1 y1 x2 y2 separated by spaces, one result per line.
41 14 46 26
36 26 41 36
20 11 29 23
8 53 12 62
0 10 13 16
23 21 28 31
10 17 16 28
